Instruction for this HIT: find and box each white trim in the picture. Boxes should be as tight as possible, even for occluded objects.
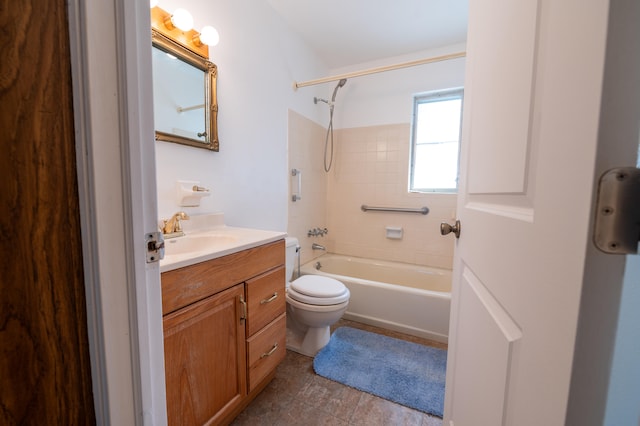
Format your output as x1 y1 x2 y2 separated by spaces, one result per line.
68 0 165 424
67 1 110 423
116 0 167 423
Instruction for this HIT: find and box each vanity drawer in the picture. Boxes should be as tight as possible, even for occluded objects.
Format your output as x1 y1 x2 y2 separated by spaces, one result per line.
161 239 284 315
246 313 286 391
245 266 286 336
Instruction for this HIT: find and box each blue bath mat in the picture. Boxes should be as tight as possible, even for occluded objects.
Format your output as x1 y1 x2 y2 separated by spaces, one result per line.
313 327 447 417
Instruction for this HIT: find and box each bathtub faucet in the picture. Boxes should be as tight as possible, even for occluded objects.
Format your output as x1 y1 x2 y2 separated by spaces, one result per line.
311 243 326 251
308 227 328 237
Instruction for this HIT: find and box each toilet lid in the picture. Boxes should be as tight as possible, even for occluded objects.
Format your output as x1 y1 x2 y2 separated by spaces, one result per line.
287 287 350 306
290 275 347 298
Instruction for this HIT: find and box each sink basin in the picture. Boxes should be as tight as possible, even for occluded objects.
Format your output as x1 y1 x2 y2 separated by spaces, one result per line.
158 218 286 273
164 233 238 256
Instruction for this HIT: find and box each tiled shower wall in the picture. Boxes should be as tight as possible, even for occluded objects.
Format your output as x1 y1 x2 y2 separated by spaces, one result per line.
287 110 330 265
328 124 456 269
288 110 456 269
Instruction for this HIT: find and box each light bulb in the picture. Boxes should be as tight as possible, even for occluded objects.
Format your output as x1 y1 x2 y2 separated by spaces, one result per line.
199 26 219 46
171 8 194 31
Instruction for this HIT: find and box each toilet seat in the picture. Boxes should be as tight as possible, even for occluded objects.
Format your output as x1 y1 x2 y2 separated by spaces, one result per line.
287 275 350 306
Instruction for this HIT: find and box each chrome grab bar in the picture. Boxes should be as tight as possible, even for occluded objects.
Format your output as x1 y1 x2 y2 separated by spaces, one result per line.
361 205 429 215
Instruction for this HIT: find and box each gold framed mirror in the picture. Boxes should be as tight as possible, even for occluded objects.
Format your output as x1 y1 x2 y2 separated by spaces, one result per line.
151 9 219 151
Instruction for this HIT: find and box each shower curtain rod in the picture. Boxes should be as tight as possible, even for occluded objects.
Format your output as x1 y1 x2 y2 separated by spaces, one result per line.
293 51 466 89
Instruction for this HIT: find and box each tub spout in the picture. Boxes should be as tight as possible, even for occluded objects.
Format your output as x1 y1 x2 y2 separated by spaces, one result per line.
312 243 326 251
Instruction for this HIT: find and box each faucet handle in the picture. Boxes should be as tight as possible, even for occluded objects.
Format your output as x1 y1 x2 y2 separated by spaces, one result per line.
161 219 174 234
174 217 185 232
161 211 190 235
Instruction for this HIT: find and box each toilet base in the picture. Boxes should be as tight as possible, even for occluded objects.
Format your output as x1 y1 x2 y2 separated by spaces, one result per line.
286 325 331 357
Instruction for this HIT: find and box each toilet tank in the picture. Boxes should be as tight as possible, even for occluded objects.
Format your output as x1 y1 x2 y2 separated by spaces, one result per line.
285 237 299 282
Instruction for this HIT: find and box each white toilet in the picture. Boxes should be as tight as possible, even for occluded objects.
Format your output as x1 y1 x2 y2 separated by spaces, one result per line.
285 237 350 356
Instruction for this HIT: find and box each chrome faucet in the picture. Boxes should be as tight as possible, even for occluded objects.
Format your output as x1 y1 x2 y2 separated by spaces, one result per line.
162 211 189 237
311 243 326 251
308 227 328 237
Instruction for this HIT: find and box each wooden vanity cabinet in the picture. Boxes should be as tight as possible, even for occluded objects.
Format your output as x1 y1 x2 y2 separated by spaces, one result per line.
161 239 286 426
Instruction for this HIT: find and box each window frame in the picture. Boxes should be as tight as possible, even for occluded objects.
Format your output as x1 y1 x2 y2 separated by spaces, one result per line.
409 88 464 193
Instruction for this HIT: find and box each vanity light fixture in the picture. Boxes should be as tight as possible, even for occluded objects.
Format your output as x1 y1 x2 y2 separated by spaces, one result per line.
165 8 194 32
195 26 220 47
150 5 219 54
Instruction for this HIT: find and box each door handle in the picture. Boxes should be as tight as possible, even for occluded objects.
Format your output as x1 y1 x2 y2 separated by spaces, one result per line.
440 220 461 238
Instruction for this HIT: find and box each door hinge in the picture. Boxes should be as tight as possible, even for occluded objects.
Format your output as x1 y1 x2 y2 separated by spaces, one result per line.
145 231 165 263
593 167 640 254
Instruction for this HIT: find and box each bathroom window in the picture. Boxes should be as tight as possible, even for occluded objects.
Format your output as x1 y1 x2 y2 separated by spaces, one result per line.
409 89 463 193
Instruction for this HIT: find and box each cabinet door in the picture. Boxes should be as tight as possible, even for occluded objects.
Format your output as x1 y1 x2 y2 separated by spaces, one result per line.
163 284 247 426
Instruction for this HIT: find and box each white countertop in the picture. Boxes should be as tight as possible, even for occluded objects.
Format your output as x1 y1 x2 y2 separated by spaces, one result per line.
159 225 286 273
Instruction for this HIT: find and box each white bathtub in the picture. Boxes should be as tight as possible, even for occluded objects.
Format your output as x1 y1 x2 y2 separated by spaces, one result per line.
299 253 451 343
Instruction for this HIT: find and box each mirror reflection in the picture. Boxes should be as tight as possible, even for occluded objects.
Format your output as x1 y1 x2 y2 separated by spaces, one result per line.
151 29 219 151
152 46 206 141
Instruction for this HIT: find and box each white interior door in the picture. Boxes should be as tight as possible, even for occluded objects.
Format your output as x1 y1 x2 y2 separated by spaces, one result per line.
443 0 638 424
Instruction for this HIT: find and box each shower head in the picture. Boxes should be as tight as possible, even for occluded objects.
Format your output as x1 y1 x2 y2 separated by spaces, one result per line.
331 78 347 102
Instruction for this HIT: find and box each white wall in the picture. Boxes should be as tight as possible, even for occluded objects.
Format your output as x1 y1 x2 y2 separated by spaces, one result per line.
604 256 640 426
328 43 466 129
154 0 330 231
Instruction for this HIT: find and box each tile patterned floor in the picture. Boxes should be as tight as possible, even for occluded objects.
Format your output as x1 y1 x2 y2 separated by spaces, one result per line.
230 319 446 426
